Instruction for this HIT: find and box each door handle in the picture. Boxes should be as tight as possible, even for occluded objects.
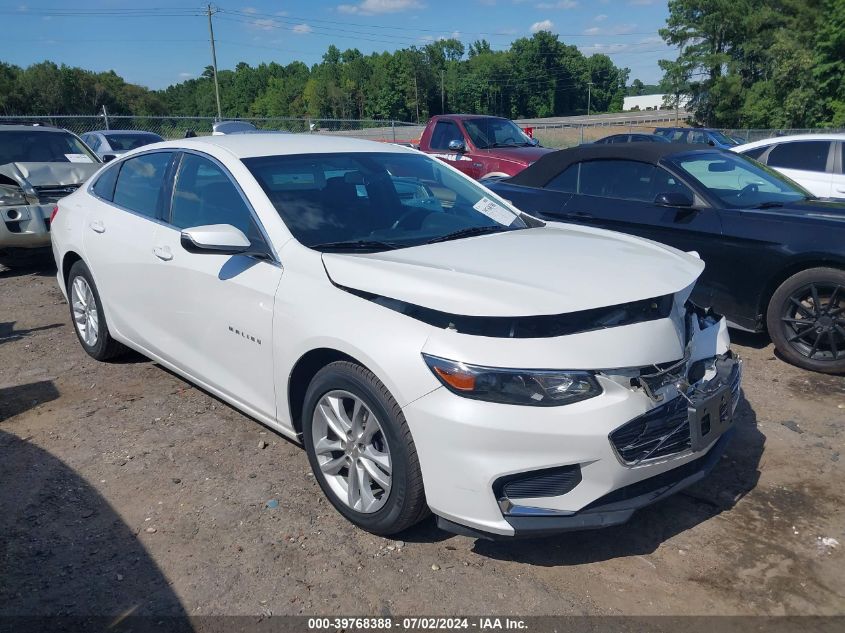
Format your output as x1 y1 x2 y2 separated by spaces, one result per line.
89 220 105 233
565 212 594 219
152 246 173 261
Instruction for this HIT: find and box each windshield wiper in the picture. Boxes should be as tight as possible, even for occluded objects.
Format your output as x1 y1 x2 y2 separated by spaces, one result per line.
425 225 511 245
311 239 402 251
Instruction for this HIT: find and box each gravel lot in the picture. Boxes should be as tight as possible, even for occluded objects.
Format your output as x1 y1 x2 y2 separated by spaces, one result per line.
1 260 844 619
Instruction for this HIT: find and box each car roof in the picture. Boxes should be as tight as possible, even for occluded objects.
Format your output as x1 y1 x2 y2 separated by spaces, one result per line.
0 124 72 133
507 143 711 188
151 133 413 159
735 133 845 150
95 130 162 136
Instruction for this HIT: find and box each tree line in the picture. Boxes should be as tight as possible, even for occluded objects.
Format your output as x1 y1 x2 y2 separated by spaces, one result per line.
0 31 629 122
659 0 845 128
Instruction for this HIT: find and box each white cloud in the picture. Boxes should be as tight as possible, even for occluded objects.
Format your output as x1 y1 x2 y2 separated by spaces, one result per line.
594 13 607 21
242 6 257 13
530 19 555 33
535 0 576 8
178 72 194 78
249 18 276 30
583 27 600 35
292 23 313 34
337 0 425 14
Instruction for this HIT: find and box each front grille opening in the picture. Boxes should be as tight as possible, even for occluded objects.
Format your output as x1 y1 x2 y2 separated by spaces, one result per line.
494 464 582 501
610 397 692 464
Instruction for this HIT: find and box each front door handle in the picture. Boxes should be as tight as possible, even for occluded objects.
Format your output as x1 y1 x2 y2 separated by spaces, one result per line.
565 211 594 220
152 245 173 261
89 220 105 233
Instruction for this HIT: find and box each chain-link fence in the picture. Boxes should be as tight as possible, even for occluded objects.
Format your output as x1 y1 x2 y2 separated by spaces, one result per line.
2 114 842 149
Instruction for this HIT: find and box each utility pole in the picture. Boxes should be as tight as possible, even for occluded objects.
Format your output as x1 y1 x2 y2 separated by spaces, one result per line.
414 73 420 123
441 69 445 114
206 4 223 122
101 104 109 130
586 81 593 118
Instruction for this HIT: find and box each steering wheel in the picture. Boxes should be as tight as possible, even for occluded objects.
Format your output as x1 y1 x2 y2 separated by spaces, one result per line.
736 183 759 198
391 207 435 230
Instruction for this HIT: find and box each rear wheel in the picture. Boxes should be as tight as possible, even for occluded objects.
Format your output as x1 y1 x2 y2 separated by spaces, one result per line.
302 361 428 535
67 260 126 361
767 267 845 374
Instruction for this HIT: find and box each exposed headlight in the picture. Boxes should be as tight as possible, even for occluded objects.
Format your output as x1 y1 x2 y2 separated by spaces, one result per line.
422 354 602 406
0 184 27 206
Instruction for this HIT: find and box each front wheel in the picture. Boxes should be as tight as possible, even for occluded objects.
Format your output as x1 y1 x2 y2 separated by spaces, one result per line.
302 361 428 535
767 267 845 374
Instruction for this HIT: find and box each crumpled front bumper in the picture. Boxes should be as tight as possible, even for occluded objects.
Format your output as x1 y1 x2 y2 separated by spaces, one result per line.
0 204 53 250
404 303 741 538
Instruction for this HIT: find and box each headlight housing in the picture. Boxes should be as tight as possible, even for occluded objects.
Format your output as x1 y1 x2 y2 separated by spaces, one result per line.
0 184 27 206
423 354 602 407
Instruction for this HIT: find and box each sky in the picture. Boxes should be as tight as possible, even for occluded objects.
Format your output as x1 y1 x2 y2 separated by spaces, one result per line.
0 0 674 90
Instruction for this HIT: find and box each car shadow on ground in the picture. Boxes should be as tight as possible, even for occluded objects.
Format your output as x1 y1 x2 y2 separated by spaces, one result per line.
0 381 61 421
0 321 64 346
0 425 192 629
0 259 56 279
410 396 765 563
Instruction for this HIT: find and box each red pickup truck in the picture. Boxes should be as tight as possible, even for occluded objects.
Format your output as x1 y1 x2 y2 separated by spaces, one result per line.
416 114 554 180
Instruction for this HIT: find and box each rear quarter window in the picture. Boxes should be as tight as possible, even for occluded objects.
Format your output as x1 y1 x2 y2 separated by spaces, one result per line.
91 163 120 201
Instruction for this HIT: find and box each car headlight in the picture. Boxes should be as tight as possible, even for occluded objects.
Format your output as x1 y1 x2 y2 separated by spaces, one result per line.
422 354 602 406
0 184 27 206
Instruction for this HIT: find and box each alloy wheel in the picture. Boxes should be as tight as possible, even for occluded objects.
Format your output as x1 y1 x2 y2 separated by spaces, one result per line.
311 390 392 513
71 276 99 347
781 282 845 362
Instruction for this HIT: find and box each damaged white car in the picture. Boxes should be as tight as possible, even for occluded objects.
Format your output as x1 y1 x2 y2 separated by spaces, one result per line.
0 124 100 268
51 134 742 537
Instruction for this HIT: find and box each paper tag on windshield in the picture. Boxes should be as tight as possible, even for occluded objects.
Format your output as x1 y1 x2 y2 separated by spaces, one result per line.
65 153 93 163
473 197 515 226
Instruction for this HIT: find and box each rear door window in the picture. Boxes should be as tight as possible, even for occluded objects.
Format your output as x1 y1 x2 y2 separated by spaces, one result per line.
112 152 173 218
767 141 830 173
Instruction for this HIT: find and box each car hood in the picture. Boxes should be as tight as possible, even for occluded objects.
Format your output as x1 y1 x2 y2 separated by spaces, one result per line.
0 161 100 189
322 225 704 317
475 146 554 166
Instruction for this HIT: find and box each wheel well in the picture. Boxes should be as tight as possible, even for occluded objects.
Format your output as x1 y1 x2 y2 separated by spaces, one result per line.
760 258 845 330
287 348 358 436
61 251 83 287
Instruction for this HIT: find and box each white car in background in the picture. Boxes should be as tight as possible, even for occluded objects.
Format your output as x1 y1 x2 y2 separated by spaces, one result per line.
732 134 845 199
50 134 741 538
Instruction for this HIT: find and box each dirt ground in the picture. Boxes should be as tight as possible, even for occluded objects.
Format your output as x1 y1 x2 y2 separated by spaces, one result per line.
1 260 844 620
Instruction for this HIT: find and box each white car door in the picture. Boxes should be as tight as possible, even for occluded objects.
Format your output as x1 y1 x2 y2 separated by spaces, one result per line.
83 151 176 349
765 140 834 198
147 151 282 420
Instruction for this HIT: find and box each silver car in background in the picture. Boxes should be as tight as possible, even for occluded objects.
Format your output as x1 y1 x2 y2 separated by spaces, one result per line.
80 130 164 162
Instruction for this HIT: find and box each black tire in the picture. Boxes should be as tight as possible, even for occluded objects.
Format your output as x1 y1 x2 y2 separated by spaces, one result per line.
766 267 845 374
66 260 126 361
302 361 428 535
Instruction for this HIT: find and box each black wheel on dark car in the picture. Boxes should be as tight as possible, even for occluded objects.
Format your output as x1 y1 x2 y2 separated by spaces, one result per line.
767 267 845 374
302 361 428 535
66 260 126 361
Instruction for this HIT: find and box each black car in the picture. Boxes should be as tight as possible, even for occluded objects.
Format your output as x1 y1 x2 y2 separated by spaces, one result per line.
594 133 671 144
487 143 845 373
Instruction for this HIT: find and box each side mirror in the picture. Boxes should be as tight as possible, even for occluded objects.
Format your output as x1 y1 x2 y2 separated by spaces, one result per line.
102 154 117 163
448 139 466 152
180 224 251 255
654 192 694 208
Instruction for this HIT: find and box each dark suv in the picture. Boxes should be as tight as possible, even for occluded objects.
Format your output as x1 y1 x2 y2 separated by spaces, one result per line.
0 124 100 267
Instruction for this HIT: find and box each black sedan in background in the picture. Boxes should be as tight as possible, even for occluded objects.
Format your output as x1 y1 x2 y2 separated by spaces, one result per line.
593 133 671 144
487 143 845 374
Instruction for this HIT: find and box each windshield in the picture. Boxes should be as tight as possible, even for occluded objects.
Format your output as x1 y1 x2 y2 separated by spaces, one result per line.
104 133 163 151
707 130 738 146
671 152 810 207
244 151 527 250
0 130 99 164
463 118 533 149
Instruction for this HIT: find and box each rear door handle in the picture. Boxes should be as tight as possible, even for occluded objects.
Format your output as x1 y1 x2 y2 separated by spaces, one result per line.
89 220 105 233
152 245 173 261
565 212 594 220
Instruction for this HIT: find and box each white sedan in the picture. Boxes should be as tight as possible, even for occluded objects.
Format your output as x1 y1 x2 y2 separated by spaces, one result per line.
51 134 741 537
732 134 845 199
